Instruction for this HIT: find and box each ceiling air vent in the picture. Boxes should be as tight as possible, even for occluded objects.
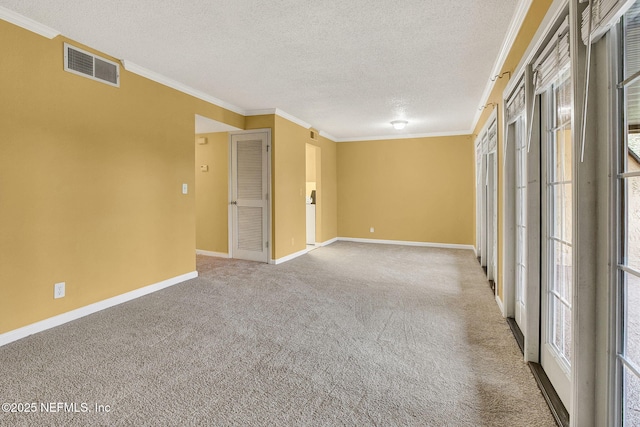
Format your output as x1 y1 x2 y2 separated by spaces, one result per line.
64 43 120 87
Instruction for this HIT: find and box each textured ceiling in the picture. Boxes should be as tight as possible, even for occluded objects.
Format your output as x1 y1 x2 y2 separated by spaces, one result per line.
1 0 519 140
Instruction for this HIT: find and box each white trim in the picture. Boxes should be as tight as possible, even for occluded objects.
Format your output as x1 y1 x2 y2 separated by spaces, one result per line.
274 108 311 129
318 237 339 247
196 249 230 258
336 130 471 143
245 108 312 130
337 237 474 251
471 0 534 131
0 271 198 348
244 108 276 116
318 130 337 142
496 293 506 316
271 248 310 265
0 6 60 39
121 60 246 115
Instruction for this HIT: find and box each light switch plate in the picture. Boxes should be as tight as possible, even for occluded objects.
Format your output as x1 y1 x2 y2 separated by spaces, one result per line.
182 183 188 194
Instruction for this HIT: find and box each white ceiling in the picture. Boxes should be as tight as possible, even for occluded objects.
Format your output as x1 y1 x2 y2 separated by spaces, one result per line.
0 0 520 140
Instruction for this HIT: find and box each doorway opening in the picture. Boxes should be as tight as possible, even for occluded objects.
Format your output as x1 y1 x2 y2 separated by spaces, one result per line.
194 114 241 259
306 143 321 250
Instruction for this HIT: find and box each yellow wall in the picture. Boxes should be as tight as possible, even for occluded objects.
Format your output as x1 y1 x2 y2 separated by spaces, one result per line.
306 143 317 184
272 116 308 258
473 0 555 299
337 136 475 245
195 132 229 254
0 20 243 334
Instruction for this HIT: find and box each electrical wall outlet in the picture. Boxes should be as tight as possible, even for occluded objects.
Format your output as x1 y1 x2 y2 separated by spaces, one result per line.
370 227 375 233
54 282 65 299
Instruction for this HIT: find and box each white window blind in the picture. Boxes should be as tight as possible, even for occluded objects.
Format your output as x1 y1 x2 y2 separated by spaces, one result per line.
580 0 636 44
488 120 498 152
506 81 526 123
625 2 640 134
533 17 570 94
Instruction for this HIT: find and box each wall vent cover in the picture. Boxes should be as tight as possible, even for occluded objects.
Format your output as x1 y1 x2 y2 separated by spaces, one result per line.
64 43 120 87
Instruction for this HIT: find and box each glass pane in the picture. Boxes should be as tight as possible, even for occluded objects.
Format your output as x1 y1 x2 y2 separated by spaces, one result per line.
551 295 572 366
553 129 573 182
563 300 573 362
626 177 640 272
552 296 564 352
626 80 640 170
552 240 572 303
623 365 640 426
552 183 573 242
555 75 573 128
626 273 640 366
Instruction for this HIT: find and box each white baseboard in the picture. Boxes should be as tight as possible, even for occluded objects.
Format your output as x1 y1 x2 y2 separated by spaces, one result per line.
271 248 310 265
495 292 505 316
196 249 230 258
337 237 475 251
0 271 198 348
318 237 338 247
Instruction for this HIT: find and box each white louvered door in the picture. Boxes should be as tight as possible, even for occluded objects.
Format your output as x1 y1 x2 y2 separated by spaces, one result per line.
230 130 270 263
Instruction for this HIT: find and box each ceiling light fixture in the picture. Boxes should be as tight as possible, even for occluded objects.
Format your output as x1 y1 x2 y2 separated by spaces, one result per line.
391 120 408 130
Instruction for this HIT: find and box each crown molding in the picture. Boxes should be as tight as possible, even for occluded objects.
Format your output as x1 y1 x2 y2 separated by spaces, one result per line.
336 130 472 143
246 108 312 130
318 130 337 142
0 6 60 39
244 108 277 116
121 60 246 116
471 0 533 132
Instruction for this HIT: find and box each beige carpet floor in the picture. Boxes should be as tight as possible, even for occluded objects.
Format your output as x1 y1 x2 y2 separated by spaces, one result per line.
0 242 555 426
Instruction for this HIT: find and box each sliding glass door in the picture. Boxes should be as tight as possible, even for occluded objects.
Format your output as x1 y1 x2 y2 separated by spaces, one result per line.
514 116 527 331
541 66 573 409
617 2 640 425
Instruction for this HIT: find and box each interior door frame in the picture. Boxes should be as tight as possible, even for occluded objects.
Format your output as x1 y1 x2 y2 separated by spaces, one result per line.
227 129 272 263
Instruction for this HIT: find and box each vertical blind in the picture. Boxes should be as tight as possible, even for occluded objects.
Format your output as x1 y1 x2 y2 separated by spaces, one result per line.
581 0 637 44
533 17 571 94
